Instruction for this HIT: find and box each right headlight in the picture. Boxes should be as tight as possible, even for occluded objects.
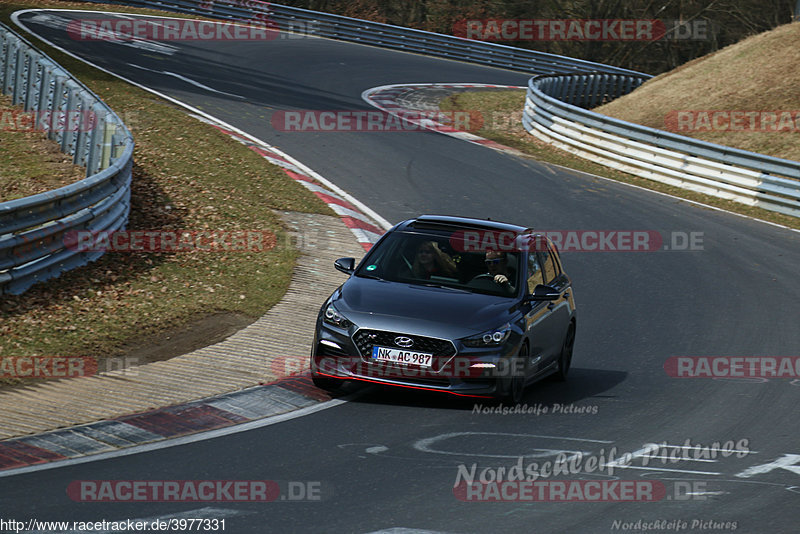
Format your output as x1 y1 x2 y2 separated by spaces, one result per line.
323 302 352 329
461 323 511 347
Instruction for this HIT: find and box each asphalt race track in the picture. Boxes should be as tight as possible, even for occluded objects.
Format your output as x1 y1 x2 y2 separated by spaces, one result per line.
5 10 800 534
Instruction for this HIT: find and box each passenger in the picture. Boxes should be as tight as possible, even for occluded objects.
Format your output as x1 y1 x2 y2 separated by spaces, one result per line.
412 241 457 279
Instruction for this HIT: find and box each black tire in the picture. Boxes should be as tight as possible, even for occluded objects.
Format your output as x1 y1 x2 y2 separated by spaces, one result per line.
553 322 575 382
311 373 342 393
500 342 528 404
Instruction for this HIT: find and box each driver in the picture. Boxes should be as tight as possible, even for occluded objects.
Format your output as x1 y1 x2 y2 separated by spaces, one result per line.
474 250 515 293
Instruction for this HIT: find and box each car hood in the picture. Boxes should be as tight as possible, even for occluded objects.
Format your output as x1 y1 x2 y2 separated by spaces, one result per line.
335 276 516 339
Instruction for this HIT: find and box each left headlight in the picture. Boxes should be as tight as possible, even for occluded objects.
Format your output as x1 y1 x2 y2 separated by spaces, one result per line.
461 323 511 347
323 302 352 329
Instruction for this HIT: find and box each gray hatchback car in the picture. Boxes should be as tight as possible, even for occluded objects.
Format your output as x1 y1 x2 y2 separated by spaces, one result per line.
310 215 576 403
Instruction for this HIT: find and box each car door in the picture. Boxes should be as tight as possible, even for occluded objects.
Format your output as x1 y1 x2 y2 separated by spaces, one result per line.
536 241 573 365
522 251 562 376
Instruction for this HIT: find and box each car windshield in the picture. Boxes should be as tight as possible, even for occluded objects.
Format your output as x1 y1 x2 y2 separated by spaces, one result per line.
354 229 521 297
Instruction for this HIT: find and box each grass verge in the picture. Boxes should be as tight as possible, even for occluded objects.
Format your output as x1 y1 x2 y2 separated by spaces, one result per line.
440 90 800 231
0 95 87 201
595 22 800 162
0 1 333 385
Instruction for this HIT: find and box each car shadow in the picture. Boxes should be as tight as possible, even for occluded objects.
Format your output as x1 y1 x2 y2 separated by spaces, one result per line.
341 367 627 411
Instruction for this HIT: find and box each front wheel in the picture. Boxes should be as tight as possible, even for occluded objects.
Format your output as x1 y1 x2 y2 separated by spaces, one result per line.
553 323 575 382
500 342 528 404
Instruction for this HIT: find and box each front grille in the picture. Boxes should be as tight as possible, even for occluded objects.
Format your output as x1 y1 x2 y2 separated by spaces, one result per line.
352 329 456 368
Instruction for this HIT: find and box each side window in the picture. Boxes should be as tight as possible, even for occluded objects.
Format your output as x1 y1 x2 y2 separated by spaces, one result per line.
527 254 544 293
540 245 560 284
550 243 564 274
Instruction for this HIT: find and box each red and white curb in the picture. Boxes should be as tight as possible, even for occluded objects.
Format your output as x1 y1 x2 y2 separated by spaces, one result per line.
0 374 329 474
362 83 527 155
191 114 388 250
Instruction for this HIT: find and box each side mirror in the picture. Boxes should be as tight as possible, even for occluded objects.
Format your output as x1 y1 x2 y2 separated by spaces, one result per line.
526 284 561 301
334 257 356 275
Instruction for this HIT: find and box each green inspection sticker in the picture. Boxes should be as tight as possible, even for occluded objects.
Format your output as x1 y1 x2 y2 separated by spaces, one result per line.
366 265 377 271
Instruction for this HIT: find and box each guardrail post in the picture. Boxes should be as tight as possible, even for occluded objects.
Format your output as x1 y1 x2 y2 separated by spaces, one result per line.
47 74 63 142
4 39 17 96
87 106 105 175
61 84 78 158
101 119 115 170
12 41 24 104
25 53 41 111
73 94 89 168
0 32 7 89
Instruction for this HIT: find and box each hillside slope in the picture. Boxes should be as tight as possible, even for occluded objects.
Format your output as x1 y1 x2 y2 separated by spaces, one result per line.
594 21 800 162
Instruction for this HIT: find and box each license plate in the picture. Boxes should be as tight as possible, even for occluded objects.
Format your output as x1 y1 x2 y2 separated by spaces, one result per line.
371 346 433 367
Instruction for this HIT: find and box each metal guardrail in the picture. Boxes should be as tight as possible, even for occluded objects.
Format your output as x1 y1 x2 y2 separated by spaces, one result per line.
0 23 133 295
523 74 800 218
97 0 800 220
85 0 643 76
78 0 800 219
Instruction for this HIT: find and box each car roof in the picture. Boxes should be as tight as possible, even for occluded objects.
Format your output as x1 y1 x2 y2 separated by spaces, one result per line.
395 215 531 234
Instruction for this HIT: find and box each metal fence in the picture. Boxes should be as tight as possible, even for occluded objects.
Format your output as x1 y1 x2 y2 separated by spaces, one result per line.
0 23 133 295
96 0 800 218
4 0 795 297
523 74 800 218
84 0 643 76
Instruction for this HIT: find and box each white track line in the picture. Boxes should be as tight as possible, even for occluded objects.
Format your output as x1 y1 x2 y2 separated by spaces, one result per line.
12 8 393 232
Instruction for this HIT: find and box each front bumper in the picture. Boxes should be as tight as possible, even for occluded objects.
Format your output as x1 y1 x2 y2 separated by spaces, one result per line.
311 319 521 398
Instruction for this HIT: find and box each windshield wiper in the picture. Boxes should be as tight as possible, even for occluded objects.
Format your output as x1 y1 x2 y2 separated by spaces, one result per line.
416 282 469 293
355 272 385 281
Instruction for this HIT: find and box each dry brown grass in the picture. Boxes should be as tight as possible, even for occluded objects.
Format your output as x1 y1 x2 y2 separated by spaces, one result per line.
0 94 86 201
595 21 800 162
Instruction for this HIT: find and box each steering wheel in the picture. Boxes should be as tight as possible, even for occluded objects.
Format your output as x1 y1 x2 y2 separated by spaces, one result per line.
466 274 499 291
